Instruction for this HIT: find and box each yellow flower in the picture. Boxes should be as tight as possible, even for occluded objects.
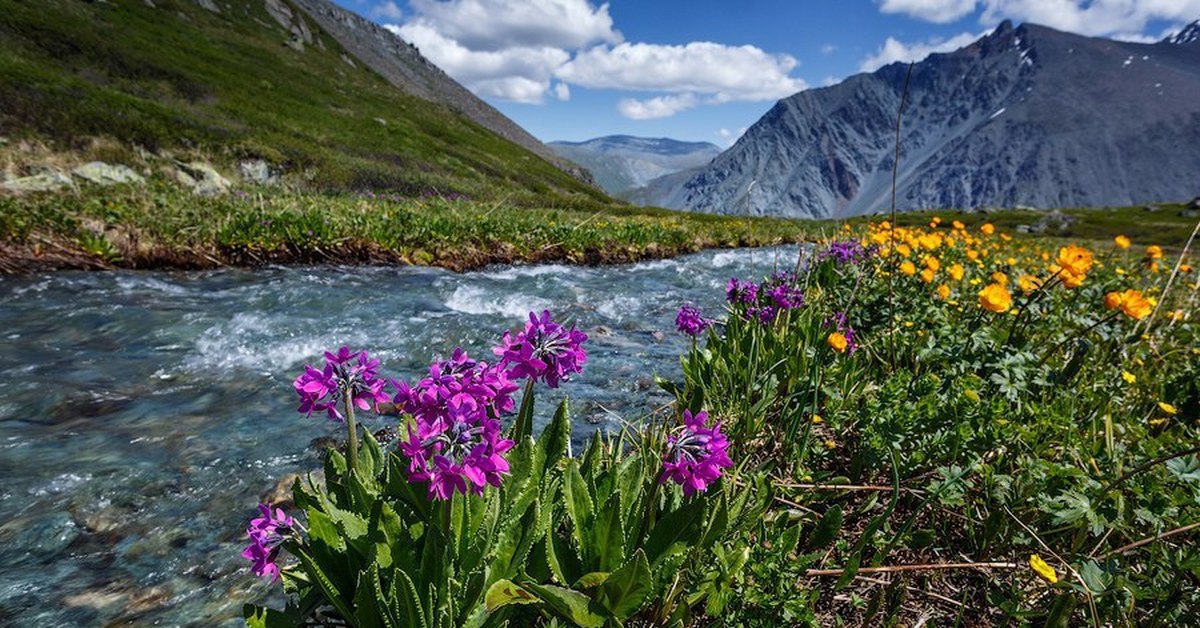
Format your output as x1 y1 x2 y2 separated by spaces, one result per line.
991 271 1008 286
824 439 838 450
1104 289 1152 320
896 243 912 257
1030 554 1058 584
966 249 980 262
900 261 917 276
1146 245 1163 260
811 414 823 424
1158 402 1179 415
918 233 943 250
827 332 848 353
1114 235 1131 249
1103 291 1124 311
1121 371 1136 384
1017 274 1043 293
978 283 1013 313
952 220 965 230
1055 245 1095 277
1181 264 1193 273
920 268 936 284
936 284 951 300
924 256 941 271
980 223 995 236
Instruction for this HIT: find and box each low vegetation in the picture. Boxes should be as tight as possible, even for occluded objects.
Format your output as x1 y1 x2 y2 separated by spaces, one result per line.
240 219 1198 626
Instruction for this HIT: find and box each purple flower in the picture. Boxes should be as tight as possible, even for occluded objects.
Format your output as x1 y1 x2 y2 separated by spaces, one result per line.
400 414 514 500
675 304 712 337
493 311 588 389
392 348 518 427
746 305 777 324
659 410 733 497
293 347 390 422
821 240 875 265
766 283 805 310
241 504 295 580
726 278 759 304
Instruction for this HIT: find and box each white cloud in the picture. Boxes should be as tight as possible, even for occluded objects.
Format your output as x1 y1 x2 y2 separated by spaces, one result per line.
617 94 698 120
553 82 571 101
880 0 1200 39
821 44 837 55
558 42 807 102
388 22 569 103
859 31 986 71
371 1 403 20
405 0 621 52
822 75 841 86
716 126 746 146
879 0 978 23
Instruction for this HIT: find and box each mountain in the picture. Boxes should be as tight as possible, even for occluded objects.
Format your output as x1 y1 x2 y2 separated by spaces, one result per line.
0 0 601 198
635 20 1200 218
549 136 721 195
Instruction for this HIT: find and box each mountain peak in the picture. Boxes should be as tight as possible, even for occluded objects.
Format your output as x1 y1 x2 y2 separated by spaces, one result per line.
1165 20 1200 44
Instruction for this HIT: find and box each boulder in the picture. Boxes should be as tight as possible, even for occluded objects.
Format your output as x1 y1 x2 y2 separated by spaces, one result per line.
2 171 74 193
72 162 145 186
194 0 219 12
1188 196 1200 210
176 161 230 196
1180 209 1199 218
238 159 276 185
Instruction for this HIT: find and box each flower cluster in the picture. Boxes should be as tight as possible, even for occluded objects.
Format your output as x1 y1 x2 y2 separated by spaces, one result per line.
675 303 712 337
820 239 875 265
394 349 518 500
660 410 733 497
293 347 390 422
728 273 806 324
725 278 759 304
242 504 295 580
493 310 588 389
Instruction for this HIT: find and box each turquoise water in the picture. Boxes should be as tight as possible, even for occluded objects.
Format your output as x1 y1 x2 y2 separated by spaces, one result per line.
0 246 801 626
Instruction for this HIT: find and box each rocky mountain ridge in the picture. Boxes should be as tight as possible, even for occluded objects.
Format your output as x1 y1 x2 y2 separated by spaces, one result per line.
634 20 1200 218
549 136 721 195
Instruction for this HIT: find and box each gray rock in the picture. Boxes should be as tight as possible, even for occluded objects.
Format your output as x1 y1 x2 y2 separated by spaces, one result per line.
1188 196 1200 209
72 162 145 186
1145 205 1161 212
176 162 230 196
194 0 219 12
2 171 74 193
238 159 276 184
1180 209 1199 218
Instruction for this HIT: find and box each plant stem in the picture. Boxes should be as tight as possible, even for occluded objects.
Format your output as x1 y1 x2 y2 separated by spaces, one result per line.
344 395 359 474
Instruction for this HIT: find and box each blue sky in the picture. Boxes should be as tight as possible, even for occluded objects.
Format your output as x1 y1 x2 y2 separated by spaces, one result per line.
332 0 1199 145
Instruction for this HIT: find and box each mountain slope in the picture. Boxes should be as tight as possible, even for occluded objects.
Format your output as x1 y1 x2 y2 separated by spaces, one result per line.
549 135 721 195
637 20 1200 218
0 0 601 199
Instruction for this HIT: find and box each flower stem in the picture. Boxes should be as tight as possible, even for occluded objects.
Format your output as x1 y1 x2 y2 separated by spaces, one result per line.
343 395 359 474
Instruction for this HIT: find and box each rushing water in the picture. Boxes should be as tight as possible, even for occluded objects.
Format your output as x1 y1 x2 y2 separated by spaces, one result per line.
0 246 803 626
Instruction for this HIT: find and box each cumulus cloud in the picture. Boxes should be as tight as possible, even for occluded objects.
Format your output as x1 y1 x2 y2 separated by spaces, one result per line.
388 22 569 103
879 0 1200 39
859 31 987 71
879 0 977 23
371 1 403 20
617 94 698 120
716 126 746 146
382 0 808 114
405 0 621 51
558 42 807 102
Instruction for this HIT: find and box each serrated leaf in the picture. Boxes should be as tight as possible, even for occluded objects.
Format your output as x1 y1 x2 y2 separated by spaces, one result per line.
596 549 653 619
809 505 842 549
484 579 540 612
643 494 706 566
243 605 293 628
563 459 594 553
522 583 607 628
593 493 626 571
537 399 572 475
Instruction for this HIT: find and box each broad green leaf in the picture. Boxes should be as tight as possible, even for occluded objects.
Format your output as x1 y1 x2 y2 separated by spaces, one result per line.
643 494 706 567
293 547 354 622
243 605 293 628
484 579 540 612
392 568 428 628
563 459 594 553
809 505 842 549
537 399 572 474
593 493 626 572
596 549 653 619
522 583 608 628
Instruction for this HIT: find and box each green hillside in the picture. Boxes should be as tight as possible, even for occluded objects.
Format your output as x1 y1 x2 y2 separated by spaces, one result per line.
0 0 601 200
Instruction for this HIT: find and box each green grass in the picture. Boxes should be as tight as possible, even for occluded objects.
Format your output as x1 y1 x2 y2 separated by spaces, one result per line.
0 183 808 270
0 0 601 201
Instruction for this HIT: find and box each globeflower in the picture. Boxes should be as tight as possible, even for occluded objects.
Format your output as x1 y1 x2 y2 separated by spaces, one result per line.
949 263 965 281
1103 289 1152 320
827 332 848 353
1055 245 1094 277
1146 245 1163 260
980 223 995 236
1114 235 1131 249
494 310 588 389
936 284 951 300
1029 554 1058 585
242 504 296 580
293 347 390 422
978 283 1013 313
900 261 917 276
675 304 712 336
659 410 733 497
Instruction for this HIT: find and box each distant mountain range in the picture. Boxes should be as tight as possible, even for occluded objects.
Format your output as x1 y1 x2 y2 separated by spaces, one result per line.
549 136 721 195
633 20 1200 218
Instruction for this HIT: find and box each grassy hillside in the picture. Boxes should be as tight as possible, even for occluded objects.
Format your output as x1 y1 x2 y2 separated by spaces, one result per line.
0 0 601 200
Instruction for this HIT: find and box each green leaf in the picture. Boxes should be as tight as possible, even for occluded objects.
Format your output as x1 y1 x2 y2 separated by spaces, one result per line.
293 547 354 622
484 579 540 612
1045 592 1077 628
563 459 594 553
392 568 428 628
593 493 627 572
522 583 608 628
537 399 572 474
643 495 706 567
596 549 652 619
354 567 384 628
243 605 294 628
572 572 610 589
809 505 842 549
511 380 535 441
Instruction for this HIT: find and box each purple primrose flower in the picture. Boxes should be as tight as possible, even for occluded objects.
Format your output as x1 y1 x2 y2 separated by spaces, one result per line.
293 347 390 422
675 304 712 337
242 503 295 580
493 310 588 388
659 410 733 497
